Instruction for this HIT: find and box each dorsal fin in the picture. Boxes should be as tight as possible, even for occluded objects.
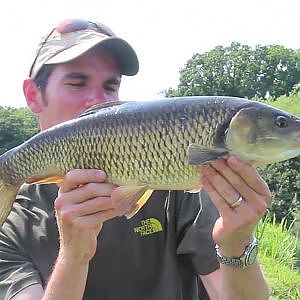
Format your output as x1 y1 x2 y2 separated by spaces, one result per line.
79 101 128 117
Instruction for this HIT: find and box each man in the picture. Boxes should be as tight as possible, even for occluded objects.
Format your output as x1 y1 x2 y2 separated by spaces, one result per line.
0 19 270 299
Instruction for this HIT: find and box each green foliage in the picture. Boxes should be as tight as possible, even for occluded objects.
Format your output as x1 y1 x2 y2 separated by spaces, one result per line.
256 213 298 267
260 255 300 300
165 42 300 100
258 158 300 224
256 213 300 299
0 106 39 155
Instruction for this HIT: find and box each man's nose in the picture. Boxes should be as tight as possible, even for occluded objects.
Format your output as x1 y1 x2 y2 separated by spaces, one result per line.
84 88 108 108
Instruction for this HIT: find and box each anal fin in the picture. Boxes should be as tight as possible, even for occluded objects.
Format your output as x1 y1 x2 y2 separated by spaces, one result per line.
125 189 154 219
113 185 153 219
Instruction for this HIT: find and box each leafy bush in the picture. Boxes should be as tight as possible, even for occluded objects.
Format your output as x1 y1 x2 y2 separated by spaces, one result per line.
0 106 39 154
258 158 300 224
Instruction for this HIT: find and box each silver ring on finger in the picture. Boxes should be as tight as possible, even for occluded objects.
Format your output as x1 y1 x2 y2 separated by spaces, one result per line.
230 196 244 208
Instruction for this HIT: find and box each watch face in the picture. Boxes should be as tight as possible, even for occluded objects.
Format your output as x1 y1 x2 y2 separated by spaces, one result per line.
245 244 259 265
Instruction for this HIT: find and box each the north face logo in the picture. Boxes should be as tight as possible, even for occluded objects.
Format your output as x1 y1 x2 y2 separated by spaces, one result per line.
134 218 163 236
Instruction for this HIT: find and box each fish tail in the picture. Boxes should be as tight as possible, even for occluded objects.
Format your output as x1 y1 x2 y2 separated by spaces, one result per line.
0 180 20 228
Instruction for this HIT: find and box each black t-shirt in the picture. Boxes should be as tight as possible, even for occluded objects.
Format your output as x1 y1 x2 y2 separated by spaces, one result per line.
0 184 220 300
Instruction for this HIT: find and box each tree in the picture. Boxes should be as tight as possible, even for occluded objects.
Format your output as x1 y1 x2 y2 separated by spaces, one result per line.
165 42 300 100
0 106 39 155
257 45 300 99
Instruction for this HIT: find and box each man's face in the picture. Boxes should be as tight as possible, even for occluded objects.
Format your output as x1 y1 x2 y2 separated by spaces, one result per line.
37 47 121 130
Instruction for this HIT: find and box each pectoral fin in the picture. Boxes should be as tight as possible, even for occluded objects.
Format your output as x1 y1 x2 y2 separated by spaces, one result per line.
27 175 65 184
187 144 228 165
113 185 153 219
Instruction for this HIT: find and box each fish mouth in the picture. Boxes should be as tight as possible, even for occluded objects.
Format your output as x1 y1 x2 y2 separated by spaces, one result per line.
257 134 300 146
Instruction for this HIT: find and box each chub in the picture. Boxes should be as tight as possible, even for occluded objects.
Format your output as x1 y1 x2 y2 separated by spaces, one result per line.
1 96 300 226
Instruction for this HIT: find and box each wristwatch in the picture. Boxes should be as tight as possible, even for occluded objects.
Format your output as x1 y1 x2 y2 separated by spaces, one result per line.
215 237 259 269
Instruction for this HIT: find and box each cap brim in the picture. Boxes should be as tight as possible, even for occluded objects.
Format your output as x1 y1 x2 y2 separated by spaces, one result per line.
46 36 139 76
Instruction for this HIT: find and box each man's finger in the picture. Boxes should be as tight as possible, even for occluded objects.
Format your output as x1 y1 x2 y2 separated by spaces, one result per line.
59 169 107 193
199 164 240 205
226 156 271 201
201 176 236 219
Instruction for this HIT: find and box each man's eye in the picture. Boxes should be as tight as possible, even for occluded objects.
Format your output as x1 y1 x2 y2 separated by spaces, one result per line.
104 85 117 92
67 82 85 87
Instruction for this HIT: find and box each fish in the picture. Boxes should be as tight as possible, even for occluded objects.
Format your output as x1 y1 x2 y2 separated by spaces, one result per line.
1 96 300 227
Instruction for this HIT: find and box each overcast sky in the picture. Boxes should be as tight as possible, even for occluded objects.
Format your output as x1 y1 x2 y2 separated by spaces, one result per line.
0 0 299 108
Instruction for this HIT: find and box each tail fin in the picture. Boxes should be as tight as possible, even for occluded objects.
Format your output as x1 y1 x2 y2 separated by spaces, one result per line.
0 180 20 228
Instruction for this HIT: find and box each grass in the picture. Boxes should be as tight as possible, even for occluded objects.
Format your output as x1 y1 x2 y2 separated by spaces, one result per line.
256 213 300 299
259 255 300 300
263 92 300 117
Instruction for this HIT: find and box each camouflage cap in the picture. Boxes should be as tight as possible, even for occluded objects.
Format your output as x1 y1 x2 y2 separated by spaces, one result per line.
29 19 139 78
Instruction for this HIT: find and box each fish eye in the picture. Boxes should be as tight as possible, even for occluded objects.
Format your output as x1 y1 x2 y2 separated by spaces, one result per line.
275 115 288 128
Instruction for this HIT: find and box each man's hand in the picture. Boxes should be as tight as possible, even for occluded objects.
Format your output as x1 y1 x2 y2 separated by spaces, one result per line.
199 156 272 257
54 169 122 264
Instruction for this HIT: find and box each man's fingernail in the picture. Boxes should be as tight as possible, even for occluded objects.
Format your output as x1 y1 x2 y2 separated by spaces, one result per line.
96 170 106 179
228 156 238 165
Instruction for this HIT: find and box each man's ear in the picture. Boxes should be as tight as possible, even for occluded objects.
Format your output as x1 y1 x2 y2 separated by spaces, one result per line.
23 79 43 113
